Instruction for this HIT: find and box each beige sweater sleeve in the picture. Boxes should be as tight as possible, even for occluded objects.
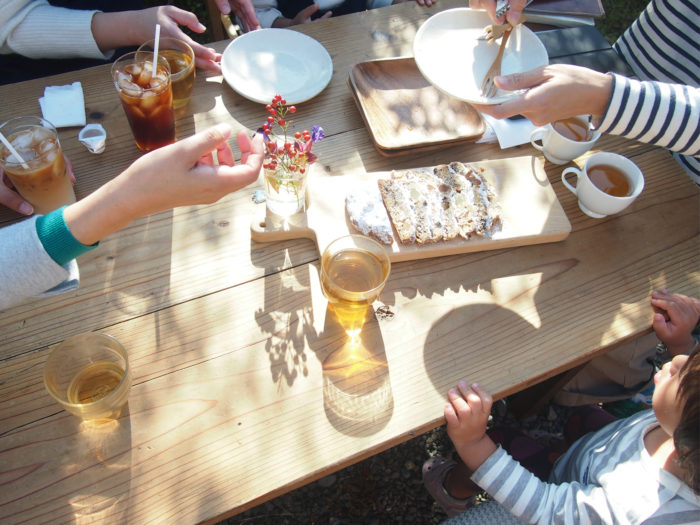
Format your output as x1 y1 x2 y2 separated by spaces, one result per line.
0 0 108 59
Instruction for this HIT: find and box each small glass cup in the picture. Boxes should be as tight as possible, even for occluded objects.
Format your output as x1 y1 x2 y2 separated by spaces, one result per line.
111 51 175 152
138 37 195 111
0 116 75 214
320 235 391 339
263 165 310 218
44 333 132 420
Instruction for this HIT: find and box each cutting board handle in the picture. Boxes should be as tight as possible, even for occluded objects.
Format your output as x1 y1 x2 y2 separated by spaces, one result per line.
250 209 317 244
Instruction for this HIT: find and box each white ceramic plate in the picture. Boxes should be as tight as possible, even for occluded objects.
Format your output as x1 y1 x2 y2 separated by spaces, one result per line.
413 8 548 105
222 29 333 104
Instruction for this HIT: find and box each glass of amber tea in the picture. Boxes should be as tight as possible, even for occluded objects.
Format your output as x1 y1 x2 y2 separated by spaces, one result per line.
138 37 195 110
320 235 391 338
44 333 132 420
0 116 75 214
111 51 175 151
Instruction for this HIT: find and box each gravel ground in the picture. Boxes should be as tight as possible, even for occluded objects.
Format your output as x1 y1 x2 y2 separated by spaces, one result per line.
221 399 576 525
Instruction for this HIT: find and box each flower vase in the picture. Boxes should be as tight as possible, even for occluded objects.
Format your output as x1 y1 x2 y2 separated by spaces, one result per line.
263 164 310 217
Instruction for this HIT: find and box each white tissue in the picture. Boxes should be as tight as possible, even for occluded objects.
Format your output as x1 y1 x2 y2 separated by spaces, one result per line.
481 114 537 149
38 81 87 128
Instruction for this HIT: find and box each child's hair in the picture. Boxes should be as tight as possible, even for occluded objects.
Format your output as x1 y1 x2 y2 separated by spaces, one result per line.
675 345 700 494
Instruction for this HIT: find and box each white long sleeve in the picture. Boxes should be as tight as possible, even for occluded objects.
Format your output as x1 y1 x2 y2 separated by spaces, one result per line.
0 0 107 60
0 216 78 311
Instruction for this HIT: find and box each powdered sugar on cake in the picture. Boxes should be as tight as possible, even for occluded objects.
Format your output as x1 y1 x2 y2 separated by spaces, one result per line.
345 184 395 245
345 162 502 246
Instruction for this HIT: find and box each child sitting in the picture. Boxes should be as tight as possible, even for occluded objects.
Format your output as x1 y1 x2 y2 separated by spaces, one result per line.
424 342 700 522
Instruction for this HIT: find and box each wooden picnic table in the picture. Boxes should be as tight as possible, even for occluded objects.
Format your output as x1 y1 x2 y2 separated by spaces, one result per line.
0 1 698 523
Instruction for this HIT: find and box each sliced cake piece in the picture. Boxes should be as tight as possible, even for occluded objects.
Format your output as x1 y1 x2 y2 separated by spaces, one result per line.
378 176 416 244
345 184 395 245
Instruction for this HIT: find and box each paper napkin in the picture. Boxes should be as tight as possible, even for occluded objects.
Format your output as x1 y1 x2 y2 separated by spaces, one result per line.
482 114 537 149
38 82 87 128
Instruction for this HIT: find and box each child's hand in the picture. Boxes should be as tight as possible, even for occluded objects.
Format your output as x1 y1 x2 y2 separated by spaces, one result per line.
651 290 700 355
444 382 497 470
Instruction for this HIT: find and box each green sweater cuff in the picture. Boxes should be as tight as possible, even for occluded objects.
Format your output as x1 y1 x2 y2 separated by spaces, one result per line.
35 206 98 266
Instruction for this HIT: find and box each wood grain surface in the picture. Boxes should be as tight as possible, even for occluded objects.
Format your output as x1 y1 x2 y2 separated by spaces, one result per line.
0 1 698 523
348 57 486 152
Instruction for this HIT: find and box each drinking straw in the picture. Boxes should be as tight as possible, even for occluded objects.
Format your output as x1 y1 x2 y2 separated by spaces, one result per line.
0 131 29 169
151 24 161 74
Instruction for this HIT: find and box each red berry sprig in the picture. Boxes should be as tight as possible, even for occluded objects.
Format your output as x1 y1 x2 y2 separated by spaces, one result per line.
260 95 312 175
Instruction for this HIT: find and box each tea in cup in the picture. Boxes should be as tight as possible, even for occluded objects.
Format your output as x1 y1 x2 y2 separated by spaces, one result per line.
0 116 75 214
44 332 132 420
561 152 644 218
320 235 391 338
138 37 195 111
112 51 175 152
530 115 600 164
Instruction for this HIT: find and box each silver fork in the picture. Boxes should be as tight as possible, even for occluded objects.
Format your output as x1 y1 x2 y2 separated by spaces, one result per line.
480 27 512 99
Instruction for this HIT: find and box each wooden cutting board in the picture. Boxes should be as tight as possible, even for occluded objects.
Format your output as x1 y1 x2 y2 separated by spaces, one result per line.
250 155 571 262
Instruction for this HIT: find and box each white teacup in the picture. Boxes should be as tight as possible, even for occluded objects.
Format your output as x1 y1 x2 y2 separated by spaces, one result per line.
530 115 600 164
561 152 644 219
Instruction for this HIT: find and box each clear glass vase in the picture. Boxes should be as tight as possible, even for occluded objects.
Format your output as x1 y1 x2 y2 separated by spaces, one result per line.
263 165 309 217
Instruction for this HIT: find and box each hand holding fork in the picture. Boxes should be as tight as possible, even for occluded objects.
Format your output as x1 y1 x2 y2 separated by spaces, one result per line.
479 25 513 98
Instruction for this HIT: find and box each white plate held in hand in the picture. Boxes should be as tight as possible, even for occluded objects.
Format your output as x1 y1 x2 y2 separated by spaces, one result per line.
222 29 333 104
413 8 548 105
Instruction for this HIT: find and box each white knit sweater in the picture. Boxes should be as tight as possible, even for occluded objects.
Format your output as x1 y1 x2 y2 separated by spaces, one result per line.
0 0 107 59
0 216 78 311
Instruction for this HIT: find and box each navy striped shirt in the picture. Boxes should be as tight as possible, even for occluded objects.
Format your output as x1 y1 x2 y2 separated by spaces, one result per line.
597 0 700 184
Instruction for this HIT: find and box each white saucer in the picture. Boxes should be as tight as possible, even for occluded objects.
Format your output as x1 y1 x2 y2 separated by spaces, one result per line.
413 8 548 105
222 29 333 105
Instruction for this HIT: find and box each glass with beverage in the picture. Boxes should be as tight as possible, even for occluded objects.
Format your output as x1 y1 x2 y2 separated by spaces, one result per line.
0 116 75 214
320 235 391 338
112 51 175 151
138 37 195 111
44 332 132 420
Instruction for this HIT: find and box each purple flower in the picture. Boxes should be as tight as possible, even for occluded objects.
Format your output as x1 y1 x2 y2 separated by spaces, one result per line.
257 128 270 142
311 125 325 143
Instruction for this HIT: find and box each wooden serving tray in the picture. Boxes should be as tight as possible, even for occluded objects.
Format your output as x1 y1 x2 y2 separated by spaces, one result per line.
348 57 486 156
251 156 571 262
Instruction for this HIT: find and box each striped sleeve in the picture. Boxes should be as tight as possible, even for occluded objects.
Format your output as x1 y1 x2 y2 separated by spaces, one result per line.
471 446 615 524
597 73 700 157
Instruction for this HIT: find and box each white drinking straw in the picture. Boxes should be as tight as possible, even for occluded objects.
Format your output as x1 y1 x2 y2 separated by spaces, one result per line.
151 24 161 74
0 131 29 169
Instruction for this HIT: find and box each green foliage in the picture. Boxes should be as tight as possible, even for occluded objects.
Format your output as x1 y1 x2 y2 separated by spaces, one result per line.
596 0 649 43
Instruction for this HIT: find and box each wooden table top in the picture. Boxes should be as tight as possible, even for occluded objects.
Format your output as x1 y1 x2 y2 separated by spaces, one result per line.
1 2 698 523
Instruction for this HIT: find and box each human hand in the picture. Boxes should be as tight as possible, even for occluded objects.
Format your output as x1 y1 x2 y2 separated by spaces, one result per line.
214 0 262 32
469 0 527 26
94 7 222 73
144 6 222 73
444 382 497 470
64 124 264 246
651 290 700 356
470 64 613 126
1 156 75 215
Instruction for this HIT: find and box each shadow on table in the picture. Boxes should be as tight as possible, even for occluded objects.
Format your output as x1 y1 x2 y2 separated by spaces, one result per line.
320 311 394 437
66 410 133 523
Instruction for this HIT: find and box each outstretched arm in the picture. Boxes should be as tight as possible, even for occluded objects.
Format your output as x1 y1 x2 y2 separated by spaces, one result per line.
0 124 264 310
64 124 263 245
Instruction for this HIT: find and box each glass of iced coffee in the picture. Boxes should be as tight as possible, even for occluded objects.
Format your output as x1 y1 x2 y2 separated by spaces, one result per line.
112 51 175 152
138 37 195 111
0 116 75 215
